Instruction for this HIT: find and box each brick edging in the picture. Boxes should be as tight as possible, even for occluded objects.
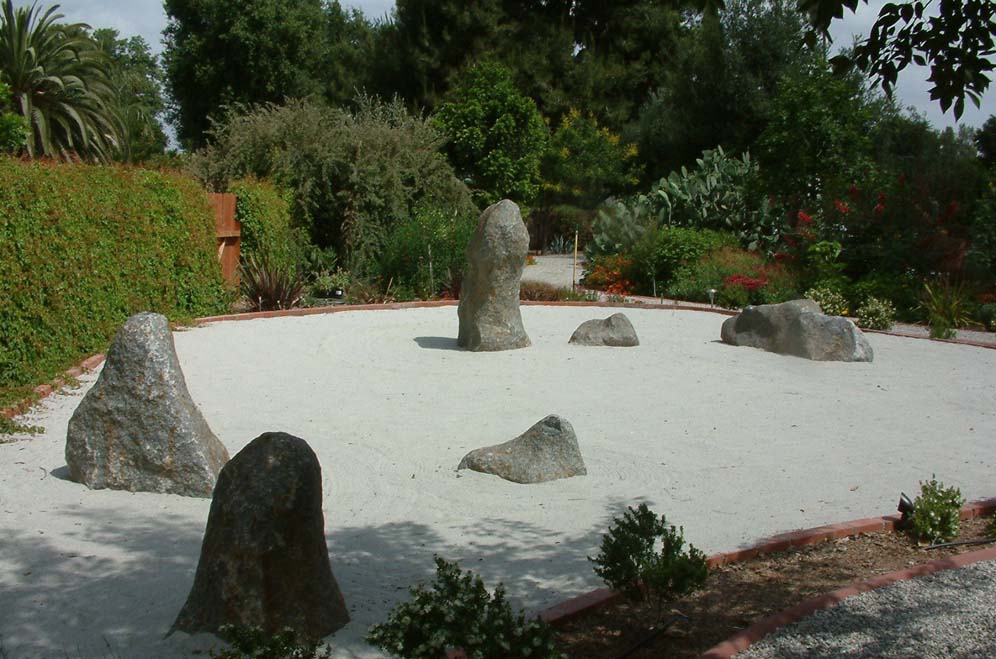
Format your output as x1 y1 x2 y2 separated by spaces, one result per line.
532 498 996 631
1 353 106 420
700 543 996 658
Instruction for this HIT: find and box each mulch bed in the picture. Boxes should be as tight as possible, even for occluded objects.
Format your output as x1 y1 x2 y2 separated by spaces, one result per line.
554 517 994 658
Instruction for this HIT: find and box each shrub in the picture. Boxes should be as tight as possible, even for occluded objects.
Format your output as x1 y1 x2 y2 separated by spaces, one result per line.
366 556 564 659
805 286 848 316
855 296 896 330
378 205 476 299
629 227 737 294
581 254 634 296
230 178 307 272
0 159 227 407
908 476 965 544
519 281 596 302
667 246 799 308
987 513 996 537
240 253 306 312
918 278 972 339
979 303 996 331
589 504 708 620
209 625 332 659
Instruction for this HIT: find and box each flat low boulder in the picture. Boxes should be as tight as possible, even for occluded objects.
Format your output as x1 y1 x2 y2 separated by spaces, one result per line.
721 299 873 362
458 415 586 484
171 432 349 641
570 313 639 347
65 312 229 497
457 199 531 351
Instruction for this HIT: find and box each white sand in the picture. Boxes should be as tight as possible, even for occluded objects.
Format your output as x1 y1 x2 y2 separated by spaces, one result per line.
1 305 994 658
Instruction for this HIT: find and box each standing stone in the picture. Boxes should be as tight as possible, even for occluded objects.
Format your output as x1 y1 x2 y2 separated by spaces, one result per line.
570 313 640 347
65 312 229 497
171 432 349 640
457 200 531 351
458 415 586 484
721 299 874 362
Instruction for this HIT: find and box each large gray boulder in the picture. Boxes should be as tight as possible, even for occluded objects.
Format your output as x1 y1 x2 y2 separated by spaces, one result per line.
457 200 531 351
171 432 349 641
65 312 229 497
458 415 586 484
721 299 874 362
570 313 639 347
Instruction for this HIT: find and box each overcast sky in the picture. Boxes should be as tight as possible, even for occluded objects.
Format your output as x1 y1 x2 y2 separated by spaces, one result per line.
16 0 996 130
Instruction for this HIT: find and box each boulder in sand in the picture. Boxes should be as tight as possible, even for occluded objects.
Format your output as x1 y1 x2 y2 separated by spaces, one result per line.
570 313 639 347
171 432 349 640
65 312 229 497
457 200 531 351
721 299 873 362
458 415 586 484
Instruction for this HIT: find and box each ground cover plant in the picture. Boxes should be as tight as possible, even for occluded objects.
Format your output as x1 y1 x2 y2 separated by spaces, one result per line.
907 476 966 544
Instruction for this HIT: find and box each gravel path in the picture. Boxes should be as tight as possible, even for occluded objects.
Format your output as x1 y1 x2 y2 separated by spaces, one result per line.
738 559 996 658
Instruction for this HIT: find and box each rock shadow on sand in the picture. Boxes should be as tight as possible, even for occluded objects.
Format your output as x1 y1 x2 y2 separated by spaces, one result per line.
414 336 462 351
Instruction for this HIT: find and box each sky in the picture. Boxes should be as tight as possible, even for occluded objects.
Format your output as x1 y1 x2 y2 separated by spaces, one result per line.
15 0 996 130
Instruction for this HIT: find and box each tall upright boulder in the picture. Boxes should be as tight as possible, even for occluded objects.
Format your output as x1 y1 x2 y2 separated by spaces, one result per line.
65 312 229 497
171 432 350 640
457 200 531 351
721 299 874 362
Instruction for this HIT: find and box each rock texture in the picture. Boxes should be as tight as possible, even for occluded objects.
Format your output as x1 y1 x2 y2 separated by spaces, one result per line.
65 312 229 497
458 415 586 484
570 313 639 347
721 299 874 362
457 199 531 351
171 432 349 640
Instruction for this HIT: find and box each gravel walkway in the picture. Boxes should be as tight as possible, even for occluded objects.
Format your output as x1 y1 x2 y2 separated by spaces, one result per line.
738 559 996 658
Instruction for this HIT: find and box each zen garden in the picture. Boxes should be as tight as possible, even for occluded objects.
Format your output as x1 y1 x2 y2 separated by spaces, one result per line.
1 0 995 658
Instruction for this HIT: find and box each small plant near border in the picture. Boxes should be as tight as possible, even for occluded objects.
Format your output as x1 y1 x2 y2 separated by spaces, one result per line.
805 286 848 316
0 415 43 439
589 503 708 623
855 296 896 330
366 556 564 659
908 476 965 545
209 625 332 659
987 513 996 537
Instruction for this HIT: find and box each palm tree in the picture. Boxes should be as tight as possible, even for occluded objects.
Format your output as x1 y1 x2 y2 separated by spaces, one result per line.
0 1 121 161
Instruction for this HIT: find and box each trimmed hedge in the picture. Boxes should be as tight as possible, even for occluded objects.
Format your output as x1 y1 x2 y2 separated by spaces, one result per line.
230 178 305 270
0 159 228 404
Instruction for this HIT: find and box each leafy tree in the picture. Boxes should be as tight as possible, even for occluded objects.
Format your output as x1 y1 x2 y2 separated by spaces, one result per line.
92 29 168 162
0 78 27 152
976 115 996 169
0 0 121 161
163 0 330 147
433 61 548 206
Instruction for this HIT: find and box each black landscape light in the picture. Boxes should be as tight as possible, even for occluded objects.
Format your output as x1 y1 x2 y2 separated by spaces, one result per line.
898 492 915 519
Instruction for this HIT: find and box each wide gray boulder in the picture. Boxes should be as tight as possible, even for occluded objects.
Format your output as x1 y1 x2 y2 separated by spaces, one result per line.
458 415 586 484
570 313 639 347
171 432 349 641
65 312 229 497
457 199 531 351
721 299 874 362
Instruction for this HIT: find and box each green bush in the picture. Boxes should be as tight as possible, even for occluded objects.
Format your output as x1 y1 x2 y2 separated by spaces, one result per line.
366 556 564 659
855 296 896 330
0 158 227 406
230 178 307 271
805 286 848 316
589 504 708 619
209 625 332 659
630 227 737 294
378 205 476 298
918 278 972 339
979 303 996 331
667 246 799 308
908 476 965 544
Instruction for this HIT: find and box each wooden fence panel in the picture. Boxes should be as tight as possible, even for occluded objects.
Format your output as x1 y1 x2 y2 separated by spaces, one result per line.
209 193 240 286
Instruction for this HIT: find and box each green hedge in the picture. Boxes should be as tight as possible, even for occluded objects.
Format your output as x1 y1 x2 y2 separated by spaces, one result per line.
230 178 306 270
0 159 228 404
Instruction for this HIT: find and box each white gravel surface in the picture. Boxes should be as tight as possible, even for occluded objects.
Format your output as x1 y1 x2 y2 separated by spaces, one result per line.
738 559 996 658
1 305 994 658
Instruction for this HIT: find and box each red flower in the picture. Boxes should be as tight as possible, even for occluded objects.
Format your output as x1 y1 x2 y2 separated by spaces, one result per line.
874 203 885 215
723 274 769 292
848 184 860 200
833 199 850 214
797 210 813 225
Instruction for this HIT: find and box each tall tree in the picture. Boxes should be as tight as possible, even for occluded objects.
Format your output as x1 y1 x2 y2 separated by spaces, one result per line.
93 29 168 162
0 0 120 161
163 0 330 147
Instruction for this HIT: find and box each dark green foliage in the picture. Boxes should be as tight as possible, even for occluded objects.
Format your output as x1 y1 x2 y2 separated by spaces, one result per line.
667 246 800 307
0 79 25 151
976 116 996 169
210 625 332 659
239 252 306 312
434 61 549 206
589 503 708 612
0 158 227 406
979 303 996 332
366 556 564 659
908 476 965 544
189 96 474 273
378 205 475 298
230 179 306 272
630 227 737 293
